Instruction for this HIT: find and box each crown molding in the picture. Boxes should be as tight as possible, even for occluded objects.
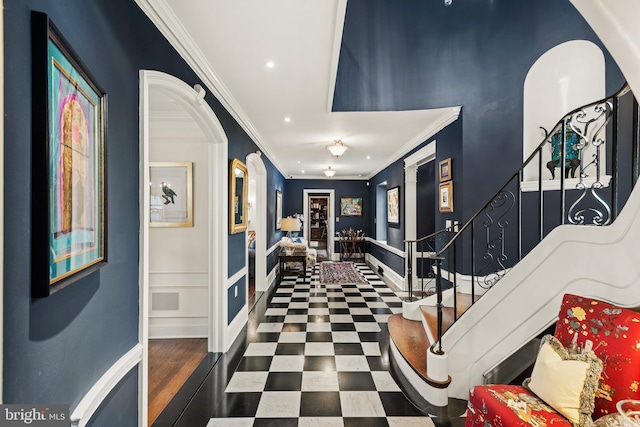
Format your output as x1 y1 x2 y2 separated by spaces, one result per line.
135 0 286 176
367 106 461 179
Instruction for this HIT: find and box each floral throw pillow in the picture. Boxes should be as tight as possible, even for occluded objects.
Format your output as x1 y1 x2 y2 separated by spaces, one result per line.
554 294 640 418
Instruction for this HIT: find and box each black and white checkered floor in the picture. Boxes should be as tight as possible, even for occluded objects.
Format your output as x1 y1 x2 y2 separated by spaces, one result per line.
205 262 466 427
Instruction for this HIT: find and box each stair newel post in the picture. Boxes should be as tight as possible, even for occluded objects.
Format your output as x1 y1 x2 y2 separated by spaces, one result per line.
435 256 444 355
612 94 619 220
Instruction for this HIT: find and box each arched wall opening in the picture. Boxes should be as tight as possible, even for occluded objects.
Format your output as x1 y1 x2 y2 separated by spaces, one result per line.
138 70 228 424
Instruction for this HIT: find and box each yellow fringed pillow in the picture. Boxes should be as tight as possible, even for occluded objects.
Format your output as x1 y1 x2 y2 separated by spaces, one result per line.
524 335 603 427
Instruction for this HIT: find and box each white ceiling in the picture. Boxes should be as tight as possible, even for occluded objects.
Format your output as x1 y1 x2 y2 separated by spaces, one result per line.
138 0 460 180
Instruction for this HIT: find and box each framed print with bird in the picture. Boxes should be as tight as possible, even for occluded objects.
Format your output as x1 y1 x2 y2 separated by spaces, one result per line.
149 162 193 228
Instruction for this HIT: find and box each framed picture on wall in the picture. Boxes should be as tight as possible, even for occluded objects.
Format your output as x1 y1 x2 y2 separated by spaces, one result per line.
31 11 108 297
150 162 193 228
275 189 283 230
439 158 452 182
387 186 400 225
439 181 454 212
340 197 363 216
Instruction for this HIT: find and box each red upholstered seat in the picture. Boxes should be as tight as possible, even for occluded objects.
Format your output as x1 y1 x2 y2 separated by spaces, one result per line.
466 384 573 426
465 294 640 426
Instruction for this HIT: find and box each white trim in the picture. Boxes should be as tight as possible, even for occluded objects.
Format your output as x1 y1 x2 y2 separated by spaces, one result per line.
267 240 281 255
71 345 143 427
247 153 268 293
404 141 437 280
520 175 611 192
134 0 286 177
367 107 460 178
228 267 247 289
366 253 406 291
139 70 228 426
366 237 405 258
326 0 348 112
0 1 4 404
303 189 335 260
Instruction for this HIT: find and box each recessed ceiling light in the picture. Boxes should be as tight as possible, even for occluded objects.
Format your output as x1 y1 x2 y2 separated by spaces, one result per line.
366 155 371 160
301 170 305 174
265 60 275 69
284 117 291 123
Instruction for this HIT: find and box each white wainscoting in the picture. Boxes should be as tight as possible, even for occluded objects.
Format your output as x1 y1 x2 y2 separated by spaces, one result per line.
149 272 208 338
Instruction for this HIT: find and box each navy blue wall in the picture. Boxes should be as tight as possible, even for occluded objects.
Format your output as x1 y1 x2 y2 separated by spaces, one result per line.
335 0 625 224
3 0 284 421
284 179 369 253
368 119 462 275
227 277 246 325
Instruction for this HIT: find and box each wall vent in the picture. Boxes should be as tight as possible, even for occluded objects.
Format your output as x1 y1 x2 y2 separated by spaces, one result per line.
152 292 180 311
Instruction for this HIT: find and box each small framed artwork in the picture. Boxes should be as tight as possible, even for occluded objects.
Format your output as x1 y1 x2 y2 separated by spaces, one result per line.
31 11 107 297
150 162 194 227
387 186 400 225
275 189 283 230
439 158 452 182
340 197 363 216
439 181 454 212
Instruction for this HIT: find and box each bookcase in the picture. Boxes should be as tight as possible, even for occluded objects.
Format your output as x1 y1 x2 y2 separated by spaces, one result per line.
309 197 328 248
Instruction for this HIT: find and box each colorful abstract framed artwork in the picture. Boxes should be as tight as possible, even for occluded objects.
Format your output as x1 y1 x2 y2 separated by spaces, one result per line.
387 186 400 225
340 197 363 216
31 12 107 297
150 162 193 228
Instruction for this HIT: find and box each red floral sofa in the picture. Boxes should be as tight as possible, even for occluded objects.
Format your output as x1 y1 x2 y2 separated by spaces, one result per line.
465 293 640 426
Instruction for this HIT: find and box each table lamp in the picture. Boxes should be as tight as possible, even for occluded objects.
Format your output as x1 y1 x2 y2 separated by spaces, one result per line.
281 217 301 242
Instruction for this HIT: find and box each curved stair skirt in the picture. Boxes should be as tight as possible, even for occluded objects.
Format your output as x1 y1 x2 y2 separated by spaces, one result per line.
389 337 450 407
441 181 640 400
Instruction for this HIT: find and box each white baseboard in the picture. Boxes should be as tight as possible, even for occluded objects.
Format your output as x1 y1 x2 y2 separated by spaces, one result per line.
366 253 406 291
70 344 143 427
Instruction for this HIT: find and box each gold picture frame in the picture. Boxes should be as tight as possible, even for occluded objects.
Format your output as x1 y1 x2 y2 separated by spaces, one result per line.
439 181 454 213
150 162 193 227
229 158 249 234
439 157 452 182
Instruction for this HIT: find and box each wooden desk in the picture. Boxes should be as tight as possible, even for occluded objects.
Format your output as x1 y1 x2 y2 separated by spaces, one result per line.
278 248 308 283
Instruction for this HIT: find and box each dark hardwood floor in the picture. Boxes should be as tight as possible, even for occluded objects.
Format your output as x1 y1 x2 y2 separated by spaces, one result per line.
148 338 208 426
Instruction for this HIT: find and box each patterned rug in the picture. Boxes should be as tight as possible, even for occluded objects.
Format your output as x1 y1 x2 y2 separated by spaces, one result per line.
319 261 368 284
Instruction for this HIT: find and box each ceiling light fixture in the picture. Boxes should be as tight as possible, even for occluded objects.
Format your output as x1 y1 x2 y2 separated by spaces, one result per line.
327 139 348 157
324 166 336 177
265 60 275 69
284 116 291 123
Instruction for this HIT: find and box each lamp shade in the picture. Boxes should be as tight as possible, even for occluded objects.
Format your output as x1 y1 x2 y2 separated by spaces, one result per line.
281 217 301 232
327 139 348 157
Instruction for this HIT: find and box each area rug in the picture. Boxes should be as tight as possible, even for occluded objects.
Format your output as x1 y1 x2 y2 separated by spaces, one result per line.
319 262 368 284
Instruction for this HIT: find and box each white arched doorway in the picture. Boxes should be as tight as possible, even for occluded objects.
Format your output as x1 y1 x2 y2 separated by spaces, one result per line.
138 70 228 425
522 40 605 187
246 152 268 294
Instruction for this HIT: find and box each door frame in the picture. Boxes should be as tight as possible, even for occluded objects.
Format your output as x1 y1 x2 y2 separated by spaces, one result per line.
303 189 335 260
138 70 228 425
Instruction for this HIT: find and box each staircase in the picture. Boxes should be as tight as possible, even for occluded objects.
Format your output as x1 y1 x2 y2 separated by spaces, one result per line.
389 84 640 405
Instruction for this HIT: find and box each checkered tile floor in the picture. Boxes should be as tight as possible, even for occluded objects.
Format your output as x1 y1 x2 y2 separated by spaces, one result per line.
206 262 453 427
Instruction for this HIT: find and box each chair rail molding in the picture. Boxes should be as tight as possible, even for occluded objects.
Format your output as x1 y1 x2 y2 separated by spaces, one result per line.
70 345 143 427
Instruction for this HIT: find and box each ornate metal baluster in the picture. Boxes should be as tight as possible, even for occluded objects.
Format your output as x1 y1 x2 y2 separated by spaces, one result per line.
567 101 614 225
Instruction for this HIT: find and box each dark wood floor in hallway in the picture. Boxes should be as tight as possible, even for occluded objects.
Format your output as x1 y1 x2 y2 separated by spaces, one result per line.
149 338 208 425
